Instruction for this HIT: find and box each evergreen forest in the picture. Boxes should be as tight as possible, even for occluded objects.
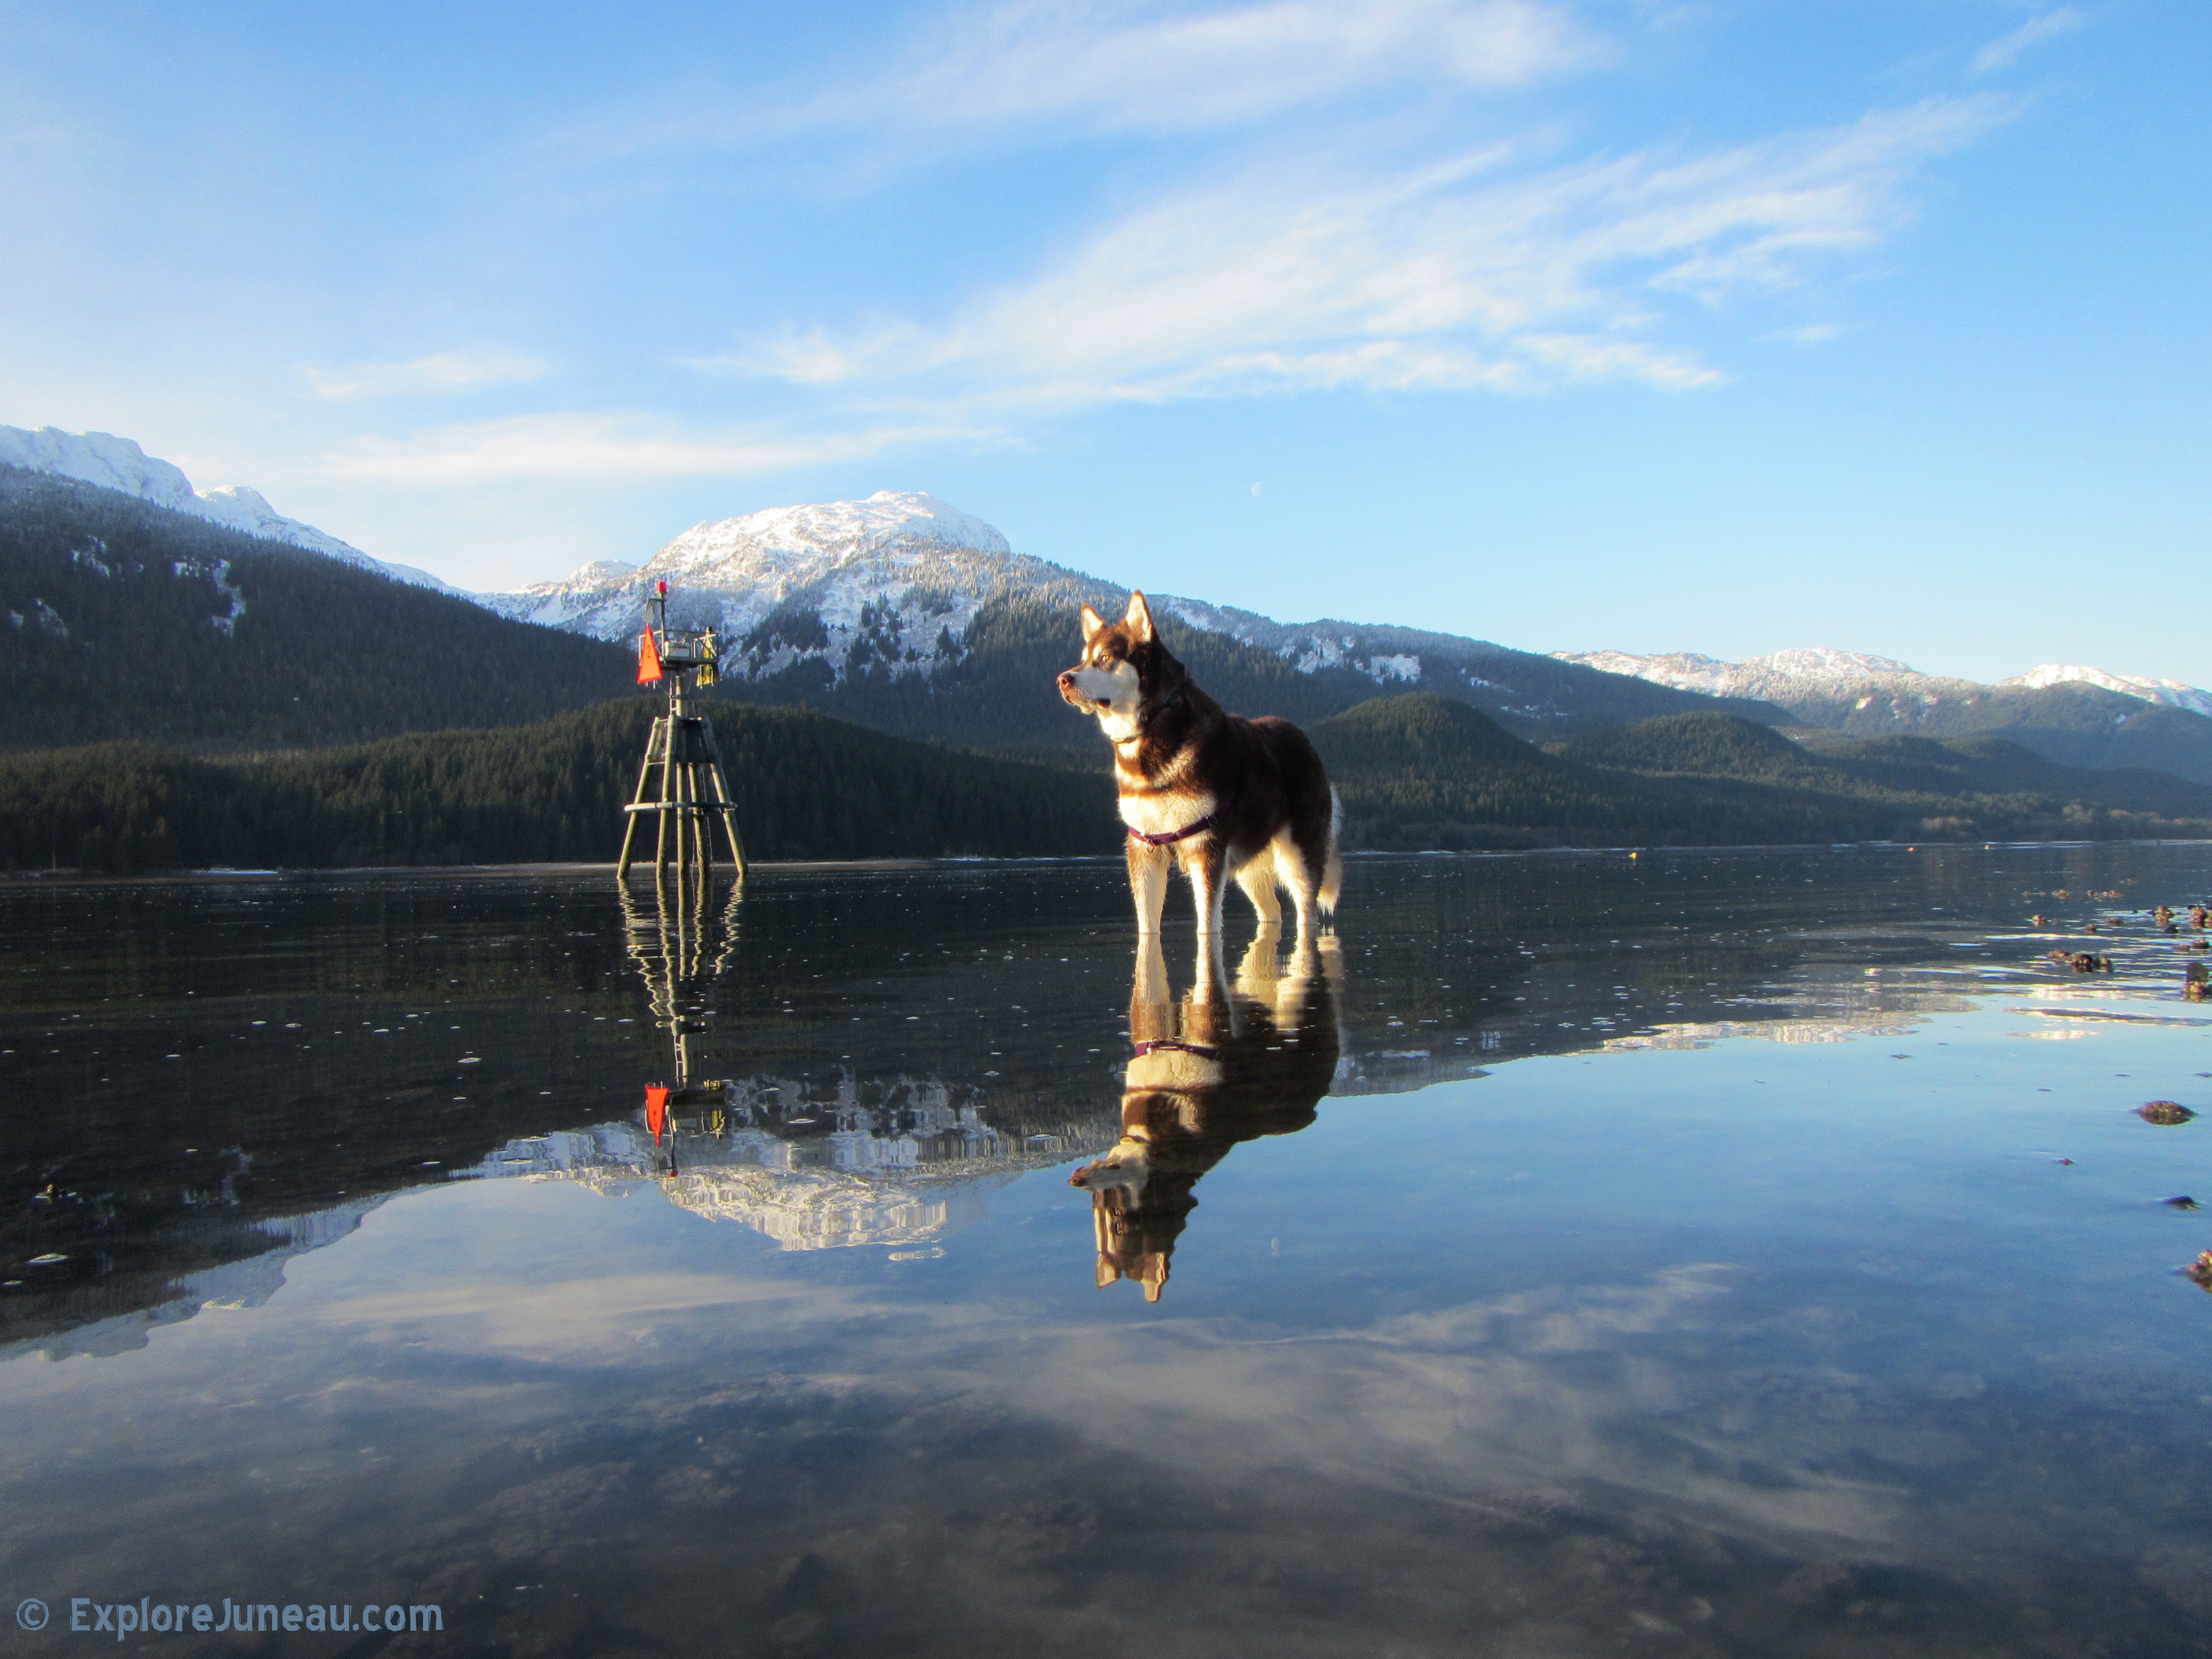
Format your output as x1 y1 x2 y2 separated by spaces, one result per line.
0 467 634 752
9 692 2212 874
0 699 1115 873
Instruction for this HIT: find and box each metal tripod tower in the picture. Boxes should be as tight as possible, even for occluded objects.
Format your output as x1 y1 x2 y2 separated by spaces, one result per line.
617 578 748 883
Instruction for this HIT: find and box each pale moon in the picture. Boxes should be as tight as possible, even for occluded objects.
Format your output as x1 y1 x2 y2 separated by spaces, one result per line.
1250 481 1262 497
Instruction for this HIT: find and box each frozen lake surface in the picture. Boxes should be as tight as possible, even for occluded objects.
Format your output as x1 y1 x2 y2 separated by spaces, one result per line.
5 846 2212 1655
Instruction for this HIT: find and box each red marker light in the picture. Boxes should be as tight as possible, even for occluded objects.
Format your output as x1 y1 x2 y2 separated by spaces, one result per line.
657 580 668 596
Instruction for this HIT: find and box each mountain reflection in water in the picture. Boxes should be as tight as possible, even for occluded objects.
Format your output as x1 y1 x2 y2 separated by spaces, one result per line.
3 844 2205 1352
9 848 2212 1653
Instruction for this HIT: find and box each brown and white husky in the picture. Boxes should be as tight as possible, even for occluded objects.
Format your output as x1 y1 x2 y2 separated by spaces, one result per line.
1058 592 1342 942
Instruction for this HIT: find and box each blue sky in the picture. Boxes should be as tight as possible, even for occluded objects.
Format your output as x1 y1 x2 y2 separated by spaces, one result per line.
2 1 2203 683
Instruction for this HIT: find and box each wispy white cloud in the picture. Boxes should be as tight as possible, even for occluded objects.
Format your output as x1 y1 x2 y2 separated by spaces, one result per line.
314 411 998 486
848 0 1607 135
562 0 1603 164
305 15 2017 511
304 350 551 401
696 95 2008 418
1971 7 2086 74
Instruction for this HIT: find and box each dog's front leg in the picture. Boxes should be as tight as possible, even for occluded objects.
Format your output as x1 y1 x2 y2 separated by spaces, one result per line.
1127 839 1171 936
1179 838 1233 1002
1181 837 1229 941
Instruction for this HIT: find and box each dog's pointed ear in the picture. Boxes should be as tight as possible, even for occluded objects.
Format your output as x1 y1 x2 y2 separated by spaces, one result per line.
1079 604 1105 641
1124 591 1155 644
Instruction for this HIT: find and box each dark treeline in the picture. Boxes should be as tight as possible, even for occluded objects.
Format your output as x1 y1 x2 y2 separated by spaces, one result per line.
0 466 635 752
9 690 2212 877
0 698 1117 872
1315 696 2212 849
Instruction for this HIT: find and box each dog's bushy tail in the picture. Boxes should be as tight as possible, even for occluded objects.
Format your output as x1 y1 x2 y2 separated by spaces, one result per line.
1318 787 1344 919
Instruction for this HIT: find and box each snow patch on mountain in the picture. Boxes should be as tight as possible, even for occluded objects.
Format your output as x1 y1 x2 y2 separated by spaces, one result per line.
0 425 452 592
476 491 1118 684
1556 648 1937 700
1560 646 2212 728
2003 664 2212 718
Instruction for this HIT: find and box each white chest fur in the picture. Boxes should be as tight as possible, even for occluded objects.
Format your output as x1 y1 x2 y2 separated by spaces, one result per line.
1119 789 1218 838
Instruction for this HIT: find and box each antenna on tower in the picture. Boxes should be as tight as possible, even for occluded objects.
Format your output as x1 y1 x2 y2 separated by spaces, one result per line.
615 578 748 885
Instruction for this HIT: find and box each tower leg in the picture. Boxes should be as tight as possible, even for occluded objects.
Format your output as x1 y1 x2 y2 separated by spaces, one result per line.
688 760 710 879
681 759 704 886
674 755 686 883
652 716 674 874
707 761 747 879
688 761 707 884
615 716 661 878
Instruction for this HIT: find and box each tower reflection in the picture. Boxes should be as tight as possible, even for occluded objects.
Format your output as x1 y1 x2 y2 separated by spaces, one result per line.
1072 928 1342 1301
619 873 745 1162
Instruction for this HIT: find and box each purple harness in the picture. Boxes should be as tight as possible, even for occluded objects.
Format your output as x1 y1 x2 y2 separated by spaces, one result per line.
1126 805 1224 847
1130 1039 1219 1060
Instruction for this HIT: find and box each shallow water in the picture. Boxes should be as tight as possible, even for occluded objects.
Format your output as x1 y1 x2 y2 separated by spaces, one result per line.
5 846 2212 1656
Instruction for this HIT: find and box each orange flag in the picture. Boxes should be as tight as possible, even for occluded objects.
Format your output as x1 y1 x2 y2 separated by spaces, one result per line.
644 1085 670 1140
637 630 663 684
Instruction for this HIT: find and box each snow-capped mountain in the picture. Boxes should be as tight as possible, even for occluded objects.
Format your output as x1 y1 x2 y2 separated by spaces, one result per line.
0 425 452 592
1554 648 1947 702
2003 663 2212 718
1154 596 1429 685
476 489 1123 683
480 488 1473 695
1556 646 2212 722
475 495 1768 724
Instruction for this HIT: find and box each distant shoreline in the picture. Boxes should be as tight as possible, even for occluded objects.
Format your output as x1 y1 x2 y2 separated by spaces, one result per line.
10 839 2212 886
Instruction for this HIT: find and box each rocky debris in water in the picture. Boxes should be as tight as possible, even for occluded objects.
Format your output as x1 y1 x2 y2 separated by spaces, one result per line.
2138 1102 2197 1126
2030 914 2052 927
2047 951 2112 973
2164 1197 2201 1211
2188 1251 2212 1292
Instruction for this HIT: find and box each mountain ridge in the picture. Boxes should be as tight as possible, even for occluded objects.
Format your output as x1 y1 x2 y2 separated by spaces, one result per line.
1558 644 2212 720
1554 645 2212 782
466 489 1796 740
13 424 2212 780
0 424 453 593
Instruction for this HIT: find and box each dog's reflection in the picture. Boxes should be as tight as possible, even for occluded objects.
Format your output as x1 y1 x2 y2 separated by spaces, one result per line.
1071 929 1342 1301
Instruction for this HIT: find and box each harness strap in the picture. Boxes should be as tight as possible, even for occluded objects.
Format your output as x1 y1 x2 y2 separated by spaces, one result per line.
1128 806 1224 846
1131 1039 1219 1060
